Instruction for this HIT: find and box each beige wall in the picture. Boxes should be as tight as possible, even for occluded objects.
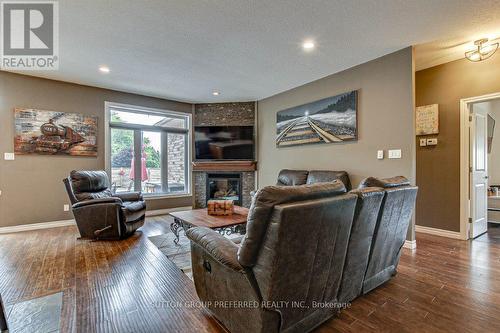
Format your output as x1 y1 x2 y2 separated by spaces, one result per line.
415 54 500 232
0 71 192 228
257 47 416 237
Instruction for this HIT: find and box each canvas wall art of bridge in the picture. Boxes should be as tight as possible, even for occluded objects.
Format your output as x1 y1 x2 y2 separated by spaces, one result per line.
276 90 357 147
14 108 98 156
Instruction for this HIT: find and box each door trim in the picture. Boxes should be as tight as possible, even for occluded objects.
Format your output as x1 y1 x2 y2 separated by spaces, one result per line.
460 92 500 240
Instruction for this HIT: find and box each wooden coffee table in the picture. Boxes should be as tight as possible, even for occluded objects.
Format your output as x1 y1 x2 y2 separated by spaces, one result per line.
169 206 249 244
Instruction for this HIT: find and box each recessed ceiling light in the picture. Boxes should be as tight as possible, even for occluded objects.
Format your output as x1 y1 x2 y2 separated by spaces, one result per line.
212 91 220 96
302 41 315 51
99 66 110 73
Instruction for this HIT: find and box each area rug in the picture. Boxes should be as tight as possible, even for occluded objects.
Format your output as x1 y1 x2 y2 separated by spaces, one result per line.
148 228 242 280
6 292 63 333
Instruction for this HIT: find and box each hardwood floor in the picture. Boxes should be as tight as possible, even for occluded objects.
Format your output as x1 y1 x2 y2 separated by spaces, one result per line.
322 232 500 333
0 216 499 332
474 222 500 244
0 216 224 333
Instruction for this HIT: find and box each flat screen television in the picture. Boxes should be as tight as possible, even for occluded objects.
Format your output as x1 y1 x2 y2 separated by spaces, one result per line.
195 126 254 160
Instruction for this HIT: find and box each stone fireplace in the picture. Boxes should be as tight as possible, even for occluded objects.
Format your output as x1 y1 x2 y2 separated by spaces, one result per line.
193 170 255 208
192 102 257 209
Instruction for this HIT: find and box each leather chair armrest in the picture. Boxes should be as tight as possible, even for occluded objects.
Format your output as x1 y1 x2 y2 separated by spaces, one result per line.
186 227 244 273
114 191 143 202
72 197 122 209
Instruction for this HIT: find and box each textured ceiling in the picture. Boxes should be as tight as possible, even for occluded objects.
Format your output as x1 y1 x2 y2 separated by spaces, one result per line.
6 0 500 102
415 33 500 71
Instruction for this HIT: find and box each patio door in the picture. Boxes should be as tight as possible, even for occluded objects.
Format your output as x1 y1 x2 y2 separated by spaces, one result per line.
106 102 191 196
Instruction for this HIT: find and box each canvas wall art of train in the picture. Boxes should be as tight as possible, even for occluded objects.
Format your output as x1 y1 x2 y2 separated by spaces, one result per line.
276 90 357 147
14 108 98 156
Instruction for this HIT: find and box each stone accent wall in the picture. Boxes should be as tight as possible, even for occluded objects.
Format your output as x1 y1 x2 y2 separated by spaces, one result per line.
193 171 255 208
241 171 255 208
167 134 185 185
194 102 255 126
193 172 207 208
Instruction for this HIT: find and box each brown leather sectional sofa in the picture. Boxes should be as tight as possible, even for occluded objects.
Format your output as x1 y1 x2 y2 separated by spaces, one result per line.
186 170 417 333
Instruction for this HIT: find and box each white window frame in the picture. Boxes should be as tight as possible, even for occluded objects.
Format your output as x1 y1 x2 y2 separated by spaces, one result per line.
104 101 192 199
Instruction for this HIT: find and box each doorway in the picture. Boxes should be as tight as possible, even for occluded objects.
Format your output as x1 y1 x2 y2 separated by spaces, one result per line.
460 93 500 240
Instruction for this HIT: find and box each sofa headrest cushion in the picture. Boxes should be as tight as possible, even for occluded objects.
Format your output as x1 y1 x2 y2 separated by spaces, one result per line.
238 180 346 267
257 180 346 205
358 176 410 189
307 170 352 191
276 169 309 186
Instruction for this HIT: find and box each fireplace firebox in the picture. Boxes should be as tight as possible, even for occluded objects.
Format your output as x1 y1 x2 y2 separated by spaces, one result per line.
206 173 242 206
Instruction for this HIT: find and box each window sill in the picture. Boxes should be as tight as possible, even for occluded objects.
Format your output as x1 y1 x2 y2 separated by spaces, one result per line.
143 193 192 200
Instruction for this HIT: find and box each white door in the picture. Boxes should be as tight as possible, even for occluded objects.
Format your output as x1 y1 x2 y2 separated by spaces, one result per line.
470 104 489 238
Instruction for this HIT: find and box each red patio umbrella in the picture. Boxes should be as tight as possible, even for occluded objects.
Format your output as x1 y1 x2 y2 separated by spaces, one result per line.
129 151 149 181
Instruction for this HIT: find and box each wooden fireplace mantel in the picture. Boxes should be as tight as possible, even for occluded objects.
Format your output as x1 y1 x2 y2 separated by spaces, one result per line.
192 160 257 172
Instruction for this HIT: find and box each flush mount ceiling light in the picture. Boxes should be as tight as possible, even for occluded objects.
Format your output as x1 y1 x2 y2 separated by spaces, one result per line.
212 91 220 96
465 38 498 62
302 40 315 51
99 66 110 73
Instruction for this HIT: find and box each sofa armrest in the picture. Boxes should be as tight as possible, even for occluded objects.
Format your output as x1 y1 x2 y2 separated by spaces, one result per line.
114 191 143 202
186 227 244 273
72 197 122 209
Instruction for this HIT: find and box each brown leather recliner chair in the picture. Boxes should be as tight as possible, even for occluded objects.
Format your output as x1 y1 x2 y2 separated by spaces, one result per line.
276 169 352 191
359 176 418 294
63 170 146 240
187 181 357 333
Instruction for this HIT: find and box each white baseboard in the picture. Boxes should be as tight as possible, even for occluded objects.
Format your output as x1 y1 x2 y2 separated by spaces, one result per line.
0 206 193 234
146 206 192 217
415 225 462 239
403 240 417 250
0 219 75 234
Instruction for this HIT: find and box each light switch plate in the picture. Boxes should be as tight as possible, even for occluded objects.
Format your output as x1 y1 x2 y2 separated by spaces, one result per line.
4 153 14 160
64 204 70 212
388 149 402 159
419 138 427 147
377 150 384 159
426 138 438 145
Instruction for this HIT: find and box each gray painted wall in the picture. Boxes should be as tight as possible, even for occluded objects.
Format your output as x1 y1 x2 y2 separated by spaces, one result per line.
0 48 416 232
0 71 192 228
257 47 416 238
